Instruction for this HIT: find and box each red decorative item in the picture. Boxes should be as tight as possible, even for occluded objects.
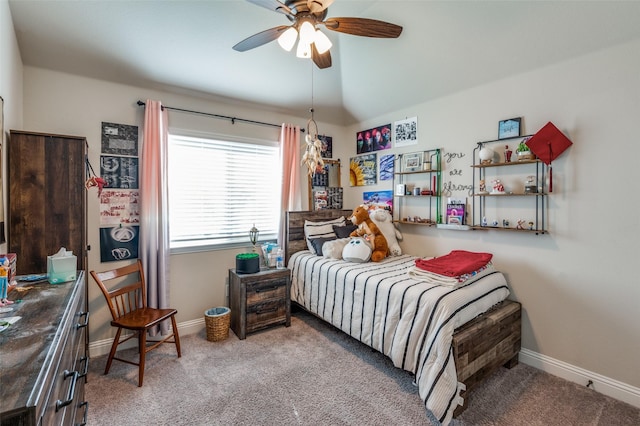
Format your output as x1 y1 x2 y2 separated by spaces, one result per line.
525 122 573 192
504 145 512 162
85 157 108 196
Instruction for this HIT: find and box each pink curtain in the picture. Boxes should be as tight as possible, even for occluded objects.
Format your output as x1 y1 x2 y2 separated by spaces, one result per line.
278 123 302 247
140 100 170 334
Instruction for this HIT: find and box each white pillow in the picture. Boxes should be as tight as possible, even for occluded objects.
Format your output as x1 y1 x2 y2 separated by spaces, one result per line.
304 217 346 254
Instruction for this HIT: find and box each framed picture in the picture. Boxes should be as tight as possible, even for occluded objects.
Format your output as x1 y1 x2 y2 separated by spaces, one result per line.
356 124 391 154
349 153 377 186
318 135 332 158
101 122 139 156
402 152 423 172
363 190 394 213
498 117 521 139
379 154 394 181
393 116 418 147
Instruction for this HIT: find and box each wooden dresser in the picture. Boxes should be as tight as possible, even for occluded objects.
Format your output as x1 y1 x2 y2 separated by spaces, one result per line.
0 272 89 426
229 268 291 340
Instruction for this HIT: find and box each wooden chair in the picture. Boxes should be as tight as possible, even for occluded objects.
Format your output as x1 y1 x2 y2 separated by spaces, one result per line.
90 260 181 386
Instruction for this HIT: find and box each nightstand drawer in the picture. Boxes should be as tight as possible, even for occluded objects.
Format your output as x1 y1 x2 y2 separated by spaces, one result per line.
246 299 287 331
246 279 287 305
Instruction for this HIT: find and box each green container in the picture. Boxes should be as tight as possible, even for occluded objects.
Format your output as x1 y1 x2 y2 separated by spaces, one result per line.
236 252 259 274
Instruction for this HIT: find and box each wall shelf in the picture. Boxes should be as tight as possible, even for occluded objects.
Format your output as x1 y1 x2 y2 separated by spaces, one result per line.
472 137 548 235
393 149 442 225
393 219 436 227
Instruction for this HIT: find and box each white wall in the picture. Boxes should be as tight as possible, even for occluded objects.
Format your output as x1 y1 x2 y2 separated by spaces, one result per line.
20 66 349 351
0 0 23 254
338 40 640 394
0 0 22 129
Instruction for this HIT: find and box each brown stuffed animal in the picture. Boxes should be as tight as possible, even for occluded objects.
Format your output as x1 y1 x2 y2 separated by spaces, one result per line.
348 205 389 262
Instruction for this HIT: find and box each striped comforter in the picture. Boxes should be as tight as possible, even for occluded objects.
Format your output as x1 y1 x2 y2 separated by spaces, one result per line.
289 252 510 425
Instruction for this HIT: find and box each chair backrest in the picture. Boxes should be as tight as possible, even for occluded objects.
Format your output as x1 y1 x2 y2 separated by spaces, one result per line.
90 259 148 321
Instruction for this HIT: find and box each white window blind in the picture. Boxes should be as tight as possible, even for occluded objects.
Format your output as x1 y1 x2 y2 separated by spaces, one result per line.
168 133 281 251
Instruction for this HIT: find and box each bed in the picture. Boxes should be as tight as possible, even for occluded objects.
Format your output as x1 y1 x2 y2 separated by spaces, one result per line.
284 210 521 425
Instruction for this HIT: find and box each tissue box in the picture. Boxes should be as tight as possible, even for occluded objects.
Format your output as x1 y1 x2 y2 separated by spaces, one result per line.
0 253 17 282
47 255 77 284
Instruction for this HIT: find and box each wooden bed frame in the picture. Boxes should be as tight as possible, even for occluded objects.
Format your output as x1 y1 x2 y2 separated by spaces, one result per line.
285 210 521 417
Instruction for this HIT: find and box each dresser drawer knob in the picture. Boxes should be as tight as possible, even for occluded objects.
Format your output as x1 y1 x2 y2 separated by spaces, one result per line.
55 370 79 411
76 311 89 329
78 356 89 379
77 401 89 426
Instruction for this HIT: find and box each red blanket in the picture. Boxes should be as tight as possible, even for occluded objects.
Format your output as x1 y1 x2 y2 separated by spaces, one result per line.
415 250 493 277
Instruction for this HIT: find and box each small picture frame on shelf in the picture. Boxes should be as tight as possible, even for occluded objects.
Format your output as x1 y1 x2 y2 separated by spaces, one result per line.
402 151 423 172
498 117 521 139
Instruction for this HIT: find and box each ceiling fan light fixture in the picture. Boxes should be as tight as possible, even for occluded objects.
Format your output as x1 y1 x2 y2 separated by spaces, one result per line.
296 40 312 58
298 21 316 45
236 0 403 69
277 27 298 51
313 29 332 54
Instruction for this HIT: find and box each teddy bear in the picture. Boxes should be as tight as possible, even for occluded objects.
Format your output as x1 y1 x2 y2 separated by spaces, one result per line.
348 205 388 262
369 209 402 256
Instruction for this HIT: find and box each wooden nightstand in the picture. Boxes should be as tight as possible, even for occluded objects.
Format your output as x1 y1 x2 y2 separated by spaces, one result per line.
228 268 291 340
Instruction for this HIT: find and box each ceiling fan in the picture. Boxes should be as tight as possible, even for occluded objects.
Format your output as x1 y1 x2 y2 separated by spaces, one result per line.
233 0 403 69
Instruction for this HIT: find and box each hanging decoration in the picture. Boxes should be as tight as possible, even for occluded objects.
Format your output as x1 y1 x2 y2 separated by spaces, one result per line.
301 64 324 177
85 155 107 196
302 109 324 177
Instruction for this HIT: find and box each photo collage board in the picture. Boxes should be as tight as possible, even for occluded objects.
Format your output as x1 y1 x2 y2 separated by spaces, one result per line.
98 122 140 262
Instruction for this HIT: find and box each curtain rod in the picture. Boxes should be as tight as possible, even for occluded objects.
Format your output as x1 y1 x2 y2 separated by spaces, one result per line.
136 100 304 132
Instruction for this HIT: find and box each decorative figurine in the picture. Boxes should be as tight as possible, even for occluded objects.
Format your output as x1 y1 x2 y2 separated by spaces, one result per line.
491 179 505 194
481 216 488 227
516 219 526 230
504 145 513 162
528 221 534 230
478 179 488 194
503 219 509 228
491 220 499 227
0 259 14 308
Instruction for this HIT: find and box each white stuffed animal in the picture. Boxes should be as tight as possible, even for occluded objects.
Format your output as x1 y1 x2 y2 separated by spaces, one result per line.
322 238 350 259
342 237 372 263
369 209 403 256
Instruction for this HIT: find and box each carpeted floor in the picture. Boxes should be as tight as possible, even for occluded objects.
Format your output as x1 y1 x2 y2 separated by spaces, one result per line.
86 311 640 425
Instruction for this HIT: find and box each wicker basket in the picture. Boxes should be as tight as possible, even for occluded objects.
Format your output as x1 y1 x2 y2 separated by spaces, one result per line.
204 307 231 342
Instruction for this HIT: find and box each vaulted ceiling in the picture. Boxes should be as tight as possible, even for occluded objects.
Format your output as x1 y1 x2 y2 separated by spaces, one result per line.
9 0 640 125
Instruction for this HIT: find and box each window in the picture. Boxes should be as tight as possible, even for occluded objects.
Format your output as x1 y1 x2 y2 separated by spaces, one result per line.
168 133 281 252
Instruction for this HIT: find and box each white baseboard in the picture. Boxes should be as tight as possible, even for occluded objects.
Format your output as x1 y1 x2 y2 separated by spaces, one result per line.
88 317 205 358
519 348 640 409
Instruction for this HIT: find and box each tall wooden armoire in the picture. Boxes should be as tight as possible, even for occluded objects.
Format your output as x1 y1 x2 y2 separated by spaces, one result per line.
8 130 87 275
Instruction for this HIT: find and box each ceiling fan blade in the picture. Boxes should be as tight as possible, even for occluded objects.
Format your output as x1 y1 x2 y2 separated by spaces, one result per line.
307 0 334 14
246 0 293 17
323 17 403 38
233 25 290 52
312 44 332 69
